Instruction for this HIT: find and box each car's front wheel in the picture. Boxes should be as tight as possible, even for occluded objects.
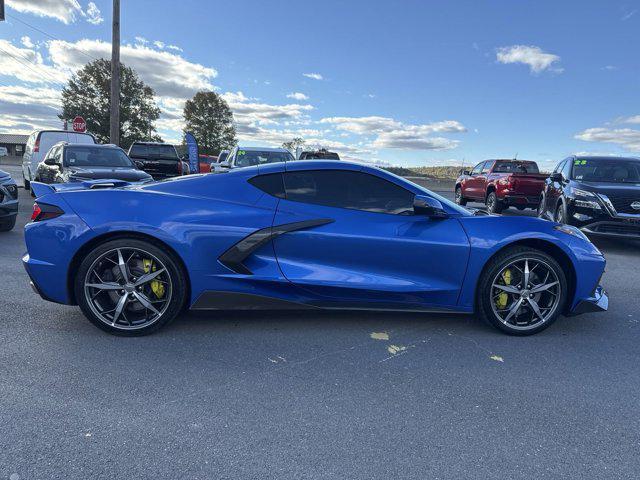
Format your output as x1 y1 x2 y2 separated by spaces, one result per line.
0 216 16 232
477 246 567 335
455 187 467 206
75 238 187 335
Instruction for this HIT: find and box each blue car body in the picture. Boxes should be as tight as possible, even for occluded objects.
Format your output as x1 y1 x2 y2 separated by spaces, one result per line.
24 161 607 318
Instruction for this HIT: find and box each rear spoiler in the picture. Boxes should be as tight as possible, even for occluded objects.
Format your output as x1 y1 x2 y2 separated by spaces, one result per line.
30 179 134 198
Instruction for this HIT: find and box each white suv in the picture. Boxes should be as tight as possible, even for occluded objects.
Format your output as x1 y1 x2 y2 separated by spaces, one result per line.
22 130 95 190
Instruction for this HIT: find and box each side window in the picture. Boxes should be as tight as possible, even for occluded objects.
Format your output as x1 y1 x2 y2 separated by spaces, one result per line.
44 146 56 160
470 162 484 175
561 158 573 179
481 161 493 174
283 170 415 215
248 173 285 198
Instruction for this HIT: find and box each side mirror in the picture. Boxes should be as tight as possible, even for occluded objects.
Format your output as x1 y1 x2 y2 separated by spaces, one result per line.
44 158 59 167
460 169 470 176
550 172 563 182
219 161 230 168
413 194 448 218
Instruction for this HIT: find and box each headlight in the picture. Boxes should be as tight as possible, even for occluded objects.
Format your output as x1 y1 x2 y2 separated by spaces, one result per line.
554 224 590 242
573 188 596 198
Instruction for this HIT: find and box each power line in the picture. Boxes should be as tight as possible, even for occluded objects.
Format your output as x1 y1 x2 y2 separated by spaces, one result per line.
5 11 114 77
0 45 67 89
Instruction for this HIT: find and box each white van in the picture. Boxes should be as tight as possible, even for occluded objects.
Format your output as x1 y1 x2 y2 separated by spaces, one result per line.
22 130 96 190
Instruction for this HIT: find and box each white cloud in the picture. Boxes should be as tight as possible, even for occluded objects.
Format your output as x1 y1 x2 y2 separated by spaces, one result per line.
222 91 314 127
84 2 103 25
622 9 637 21
6 0 82 24
575 127 640 152
0 39 68 85
167 45 183 52
603 65 617 71
303 73 323 80
496 45 563 74
153 41 165 50
134 36 149 45
286 92 309 101
0 85 62 133
21 36 34 49
618 115 640 124
48 39 217 98
320 116 466 151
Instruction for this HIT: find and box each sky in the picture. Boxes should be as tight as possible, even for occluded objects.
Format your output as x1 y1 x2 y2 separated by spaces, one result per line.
0 0 639 169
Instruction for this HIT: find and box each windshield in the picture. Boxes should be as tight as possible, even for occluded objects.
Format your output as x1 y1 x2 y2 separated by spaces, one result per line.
302 151 340 160
572 158 640 183
235 150 294 168
64 146 134 168
493 161 539 174
129 144 178 159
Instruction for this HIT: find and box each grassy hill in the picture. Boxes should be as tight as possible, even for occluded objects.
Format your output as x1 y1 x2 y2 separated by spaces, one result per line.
384 165 462 179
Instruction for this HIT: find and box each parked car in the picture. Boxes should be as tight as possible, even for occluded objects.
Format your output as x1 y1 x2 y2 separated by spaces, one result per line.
0 146 8 157
217 146 294 170
127 142 185 179
455 159 547 213
22 130 96 191
298 149 340 160
198 154 218 173
25 160 607 336
34 143 153 185
538 155 640 239
0 169 18 231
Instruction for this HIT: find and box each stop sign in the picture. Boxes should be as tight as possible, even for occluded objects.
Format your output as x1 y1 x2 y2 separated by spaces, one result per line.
72 116 86 133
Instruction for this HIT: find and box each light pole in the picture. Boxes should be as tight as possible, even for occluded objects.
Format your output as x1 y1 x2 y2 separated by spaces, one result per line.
110 0 120 145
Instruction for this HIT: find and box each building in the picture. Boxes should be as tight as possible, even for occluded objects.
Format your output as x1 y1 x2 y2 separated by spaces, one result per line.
0 133 29 157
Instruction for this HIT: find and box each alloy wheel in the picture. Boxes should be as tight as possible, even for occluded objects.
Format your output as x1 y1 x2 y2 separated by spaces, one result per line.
489 257 561 331
83 247 173 330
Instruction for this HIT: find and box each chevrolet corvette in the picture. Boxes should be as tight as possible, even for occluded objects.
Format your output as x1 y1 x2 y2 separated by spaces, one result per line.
24 161 608 336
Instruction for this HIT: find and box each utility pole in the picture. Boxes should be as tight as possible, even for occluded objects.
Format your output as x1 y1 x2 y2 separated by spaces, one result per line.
0 0 5 22
109 0 120 145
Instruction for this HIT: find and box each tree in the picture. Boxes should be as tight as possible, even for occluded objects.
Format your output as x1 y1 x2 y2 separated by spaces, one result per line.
59 59 161 149
282 137 305 154
183 91 236 155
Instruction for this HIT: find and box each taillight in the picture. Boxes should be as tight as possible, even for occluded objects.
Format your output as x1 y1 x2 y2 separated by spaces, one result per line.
34 138 40 153
177 160 183 175
31 202 64 222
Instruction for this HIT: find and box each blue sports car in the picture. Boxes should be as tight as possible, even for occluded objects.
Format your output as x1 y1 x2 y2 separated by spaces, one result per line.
24 161 608 336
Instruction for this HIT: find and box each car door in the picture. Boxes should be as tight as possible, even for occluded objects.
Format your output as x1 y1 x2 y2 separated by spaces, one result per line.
480 160 494 199
465 161 485 200
39 146 58 183
545 159 568 213
271 165 470 310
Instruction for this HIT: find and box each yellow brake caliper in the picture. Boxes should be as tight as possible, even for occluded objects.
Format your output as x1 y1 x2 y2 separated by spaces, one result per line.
496 269 511 309
143 259 165 299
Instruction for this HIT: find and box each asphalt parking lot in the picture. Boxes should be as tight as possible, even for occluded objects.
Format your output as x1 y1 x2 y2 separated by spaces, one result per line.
1 163 639 479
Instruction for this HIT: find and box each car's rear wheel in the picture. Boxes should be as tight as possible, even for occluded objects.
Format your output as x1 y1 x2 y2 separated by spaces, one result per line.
477 246 567 335
486 192 504 214
455 187 467 206
75 238 187 336
537 194 546 218
24 177 30 190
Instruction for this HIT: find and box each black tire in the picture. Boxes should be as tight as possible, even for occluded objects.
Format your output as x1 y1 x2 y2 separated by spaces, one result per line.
485 192 504 214
0 216 16 232
477 246 567 335
516 206 525 211
24 177 30 190
537 194 546 218
554 201 567 224
74 238 187 336
455 186 467 206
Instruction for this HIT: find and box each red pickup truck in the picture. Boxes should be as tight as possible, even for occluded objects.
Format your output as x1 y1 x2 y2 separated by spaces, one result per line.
455 159 547 214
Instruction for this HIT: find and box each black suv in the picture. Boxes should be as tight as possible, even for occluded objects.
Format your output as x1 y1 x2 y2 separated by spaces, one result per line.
298 149 340 160
0 169 18 231
35 143 152 185
128 142 185 179
538 155 640 239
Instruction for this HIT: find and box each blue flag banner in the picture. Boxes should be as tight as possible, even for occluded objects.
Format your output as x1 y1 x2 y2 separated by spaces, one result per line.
185 132 199 174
